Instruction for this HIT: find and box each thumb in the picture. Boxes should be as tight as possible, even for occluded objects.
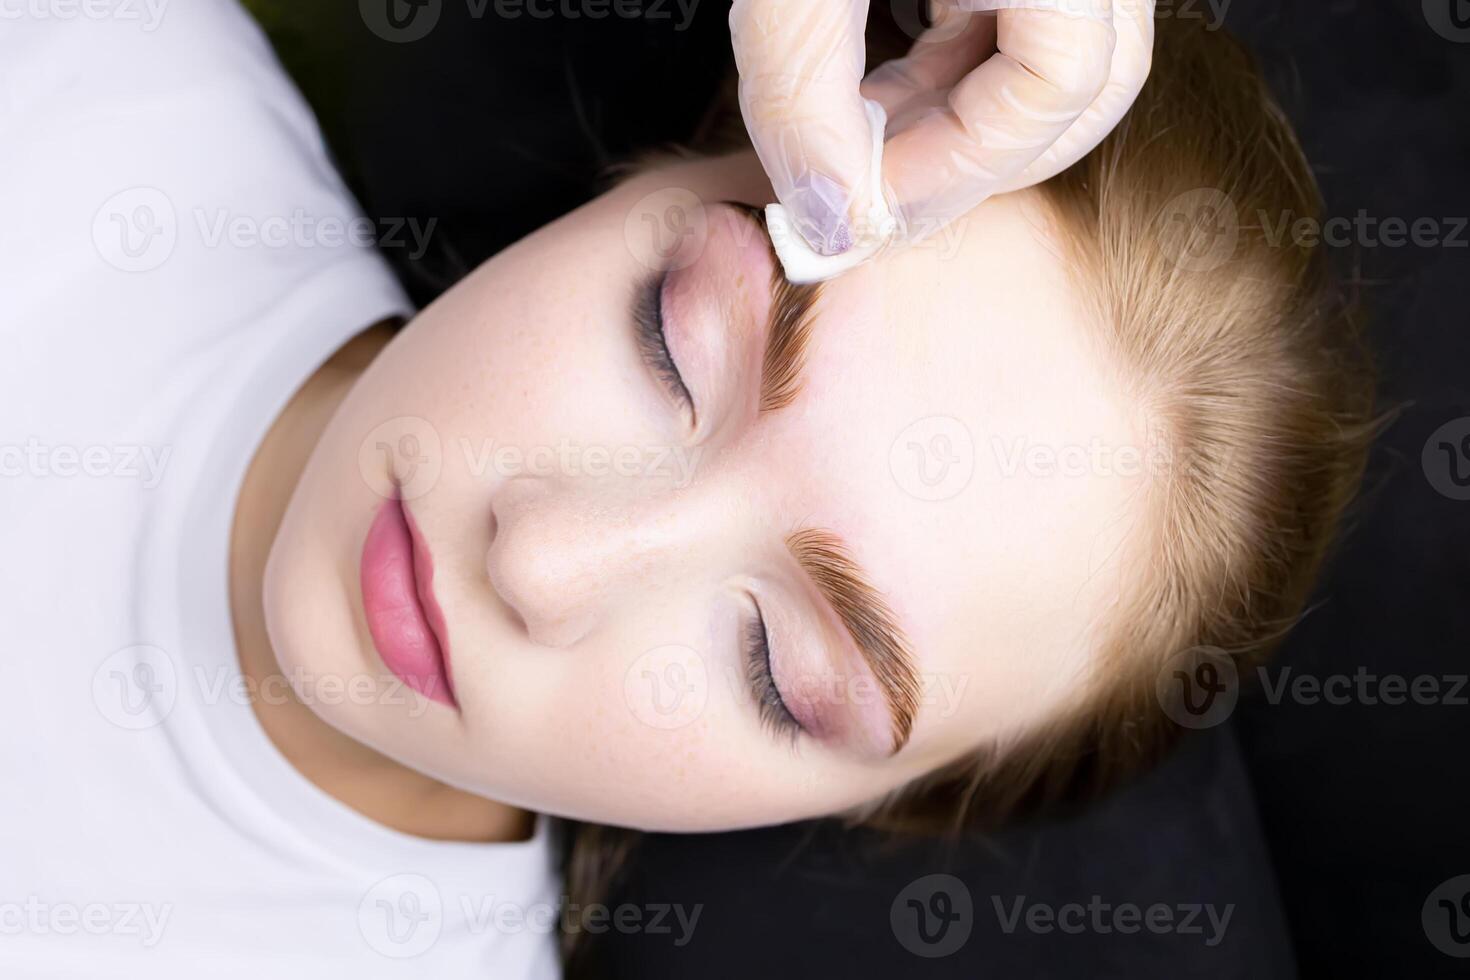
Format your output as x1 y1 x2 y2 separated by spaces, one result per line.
730 0 881 256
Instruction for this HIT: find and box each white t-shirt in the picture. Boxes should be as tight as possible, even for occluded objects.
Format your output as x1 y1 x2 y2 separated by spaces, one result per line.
0 3 561 976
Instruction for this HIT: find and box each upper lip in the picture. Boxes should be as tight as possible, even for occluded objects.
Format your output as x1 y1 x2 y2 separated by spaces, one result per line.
400 498 457 704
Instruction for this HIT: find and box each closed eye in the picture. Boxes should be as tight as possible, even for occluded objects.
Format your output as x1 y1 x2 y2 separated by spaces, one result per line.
745 600 802 745
632 270 695 420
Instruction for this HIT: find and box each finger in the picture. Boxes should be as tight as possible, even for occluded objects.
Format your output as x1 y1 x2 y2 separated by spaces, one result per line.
879 1 1119 238
991 0 1154 194
730 0 878 255
861 5 996 128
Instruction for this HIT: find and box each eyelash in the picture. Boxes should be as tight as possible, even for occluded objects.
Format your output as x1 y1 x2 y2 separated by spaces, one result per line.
744 604 802 744
632 270 695 414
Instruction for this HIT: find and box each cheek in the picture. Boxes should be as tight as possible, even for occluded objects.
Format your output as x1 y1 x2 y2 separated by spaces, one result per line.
431 598 885 831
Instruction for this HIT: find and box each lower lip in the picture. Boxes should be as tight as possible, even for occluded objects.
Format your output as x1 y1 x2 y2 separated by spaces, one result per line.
360 497 457 707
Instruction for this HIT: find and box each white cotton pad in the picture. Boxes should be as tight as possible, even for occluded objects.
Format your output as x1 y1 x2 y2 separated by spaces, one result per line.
764 98 898 284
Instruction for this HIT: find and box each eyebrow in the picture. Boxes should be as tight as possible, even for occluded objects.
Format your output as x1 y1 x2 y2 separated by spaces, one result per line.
723 202 821 413
786 528 923 754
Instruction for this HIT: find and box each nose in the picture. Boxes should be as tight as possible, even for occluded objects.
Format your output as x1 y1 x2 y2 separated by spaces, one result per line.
484 476 725 647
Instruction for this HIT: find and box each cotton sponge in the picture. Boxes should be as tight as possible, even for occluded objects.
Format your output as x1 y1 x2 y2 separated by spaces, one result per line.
764 98 898 284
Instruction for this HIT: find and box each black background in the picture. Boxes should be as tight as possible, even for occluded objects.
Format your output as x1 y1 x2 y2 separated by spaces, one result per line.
248 0 1470 975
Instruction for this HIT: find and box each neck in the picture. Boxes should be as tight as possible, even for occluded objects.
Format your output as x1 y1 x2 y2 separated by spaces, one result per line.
228 321 533 844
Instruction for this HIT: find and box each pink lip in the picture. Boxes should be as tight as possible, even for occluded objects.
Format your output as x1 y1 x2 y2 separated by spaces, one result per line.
360 496 458 707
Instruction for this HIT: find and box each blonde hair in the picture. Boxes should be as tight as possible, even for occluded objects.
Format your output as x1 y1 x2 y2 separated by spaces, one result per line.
865 15 1377 832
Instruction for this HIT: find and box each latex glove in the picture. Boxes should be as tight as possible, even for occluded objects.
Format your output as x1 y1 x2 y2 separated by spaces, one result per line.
730 0 1155 281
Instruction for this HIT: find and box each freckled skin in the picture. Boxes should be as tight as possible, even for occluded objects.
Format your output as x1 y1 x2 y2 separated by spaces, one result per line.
261 151 1145 833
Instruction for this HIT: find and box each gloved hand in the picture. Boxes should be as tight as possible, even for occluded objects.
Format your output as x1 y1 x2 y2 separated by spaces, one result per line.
730 0 1155 281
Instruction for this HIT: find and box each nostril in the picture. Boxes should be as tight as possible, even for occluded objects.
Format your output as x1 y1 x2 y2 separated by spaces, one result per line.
484 521 589 648
523 615 594 649
483 480 603 648
484 541 528 633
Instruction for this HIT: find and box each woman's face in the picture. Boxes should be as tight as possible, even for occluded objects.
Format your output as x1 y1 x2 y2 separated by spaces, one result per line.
264 152 1145 831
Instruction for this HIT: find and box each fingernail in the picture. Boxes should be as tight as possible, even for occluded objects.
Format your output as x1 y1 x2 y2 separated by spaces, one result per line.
787 171 853 256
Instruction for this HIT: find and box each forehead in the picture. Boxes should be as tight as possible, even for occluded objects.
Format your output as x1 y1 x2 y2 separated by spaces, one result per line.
748 191 1147 749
